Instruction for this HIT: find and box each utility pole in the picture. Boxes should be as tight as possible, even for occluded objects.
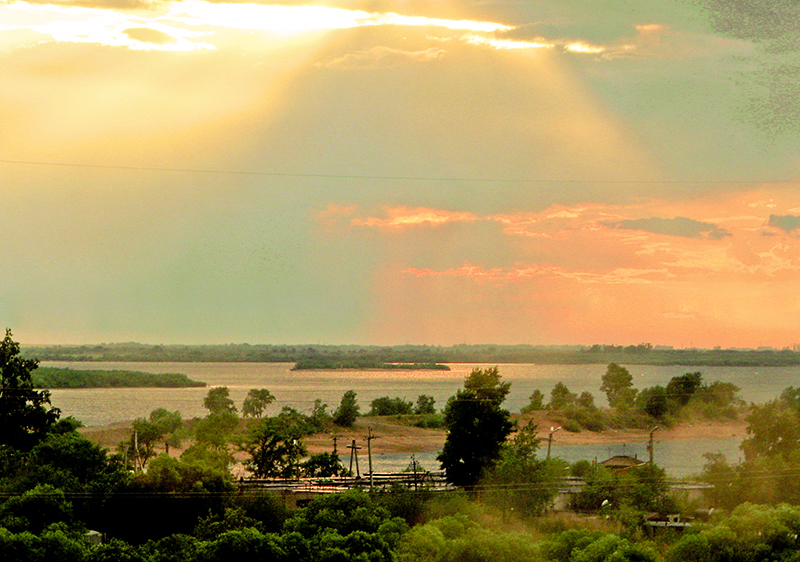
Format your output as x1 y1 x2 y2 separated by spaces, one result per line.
365 427 379 490
347 439 361 478
547 426 561 460
648 426 659 465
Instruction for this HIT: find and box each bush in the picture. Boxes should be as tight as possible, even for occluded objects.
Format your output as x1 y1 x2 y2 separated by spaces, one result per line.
369 397 413 416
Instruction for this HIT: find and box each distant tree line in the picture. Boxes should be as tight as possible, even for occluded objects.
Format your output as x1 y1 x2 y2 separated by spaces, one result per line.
23 342 800 366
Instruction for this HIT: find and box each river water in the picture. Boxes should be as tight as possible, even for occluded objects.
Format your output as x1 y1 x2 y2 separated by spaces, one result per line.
43 362 799 477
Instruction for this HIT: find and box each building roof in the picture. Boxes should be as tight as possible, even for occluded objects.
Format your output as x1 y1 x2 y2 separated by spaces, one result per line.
598 455 645 470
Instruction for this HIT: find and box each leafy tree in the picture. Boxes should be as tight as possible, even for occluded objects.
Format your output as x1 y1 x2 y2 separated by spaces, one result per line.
0 329 60 451
204 386 237 416
549 382 577 410
120 418 162 470
148 408 183 455
636 386 669 419
300 452 346 477
0 484 74 534
576 391 596 410
308 398 331 431
437 366 513 488
413 394 436 415
333 390 359 427
741 398 800 460
483 419 563 516
369 396 413 416
600 363 636 409
666 371 703 407
520 389 545 413
242 389 276 419
241 408 309 478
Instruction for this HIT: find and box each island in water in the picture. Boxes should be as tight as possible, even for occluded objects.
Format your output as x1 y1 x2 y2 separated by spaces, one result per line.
33 367 206 388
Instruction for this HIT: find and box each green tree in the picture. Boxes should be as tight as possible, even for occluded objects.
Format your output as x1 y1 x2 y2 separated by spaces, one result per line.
301 452 346 477
483 419 563 516
242 389 276 419
413 395 436 415
369 396 413 416
741 398 800 460
241 408 309 478
204 386 237 416
636 386 669 419
666 371 703 407
0 329 60 451
333 390 359 427
437 366 513 488
600 363 636 409
149 408 183 455
520 390 545 413
549 382 577 410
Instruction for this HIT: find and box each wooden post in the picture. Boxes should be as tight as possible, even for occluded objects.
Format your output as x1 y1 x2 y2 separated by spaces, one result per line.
347 439 362 478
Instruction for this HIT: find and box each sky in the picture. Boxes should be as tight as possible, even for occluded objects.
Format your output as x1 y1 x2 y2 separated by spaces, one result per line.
1 0 800 349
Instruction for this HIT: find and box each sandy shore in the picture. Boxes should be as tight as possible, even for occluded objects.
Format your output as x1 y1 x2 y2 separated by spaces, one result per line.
79 413 749 457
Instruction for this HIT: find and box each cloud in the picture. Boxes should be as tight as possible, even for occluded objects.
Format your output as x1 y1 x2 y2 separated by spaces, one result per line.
322 46 445 69
123 27 176 44
350 207 478 228
768 214 800 233
611 216 731 240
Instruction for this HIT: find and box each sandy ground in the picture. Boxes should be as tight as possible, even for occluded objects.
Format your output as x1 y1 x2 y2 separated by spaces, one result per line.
79 412 749 458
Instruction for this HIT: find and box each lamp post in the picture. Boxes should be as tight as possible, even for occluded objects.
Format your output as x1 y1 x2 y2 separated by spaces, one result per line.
647 426 659 465
547 426 561 460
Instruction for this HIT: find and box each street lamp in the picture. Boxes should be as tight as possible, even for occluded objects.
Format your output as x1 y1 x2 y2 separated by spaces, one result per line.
547 426 561 459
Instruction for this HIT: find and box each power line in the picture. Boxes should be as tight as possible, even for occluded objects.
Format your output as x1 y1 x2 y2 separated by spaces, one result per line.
1 159 797 185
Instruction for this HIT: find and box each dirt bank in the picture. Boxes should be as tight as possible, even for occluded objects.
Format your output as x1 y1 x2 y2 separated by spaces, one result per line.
80 413 748 457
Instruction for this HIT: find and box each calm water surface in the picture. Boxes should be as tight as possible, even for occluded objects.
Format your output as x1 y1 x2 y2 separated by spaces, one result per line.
43 362 799 476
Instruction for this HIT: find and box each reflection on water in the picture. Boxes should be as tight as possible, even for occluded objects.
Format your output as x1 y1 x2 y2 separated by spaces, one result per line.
44 361 775 476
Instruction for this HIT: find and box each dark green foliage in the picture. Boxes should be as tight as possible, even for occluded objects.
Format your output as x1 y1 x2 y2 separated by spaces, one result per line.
369 396 413 416
284 490 408 562
0 484 74 534
549 382 577 410
141 534 201 562
33 368 204 388
666 372 703 406
520 389 545 413
636 386 669 419
437 366 513 488
333 390 359 427
87 538 145 562
104 456 234 543
0 329 60 452
571 464 675 515
241 408 310 478
300 452 346 478
373 485 433 527
194 507 263 540
413 395 436 415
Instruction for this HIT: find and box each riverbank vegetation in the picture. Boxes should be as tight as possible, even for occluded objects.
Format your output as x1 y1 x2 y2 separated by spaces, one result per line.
521 364 745 433
32 367 206 388
7 330 800 562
